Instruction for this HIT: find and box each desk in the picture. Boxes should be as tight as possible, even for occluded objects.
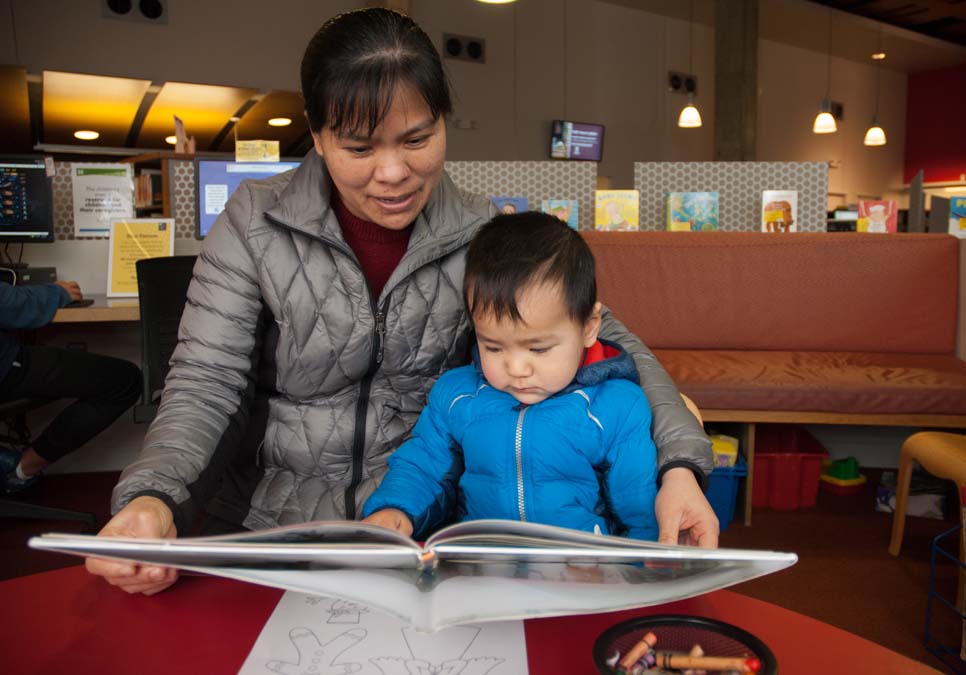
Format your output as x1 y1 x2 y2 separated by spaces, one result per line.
0 566 942 675
52 294 139 323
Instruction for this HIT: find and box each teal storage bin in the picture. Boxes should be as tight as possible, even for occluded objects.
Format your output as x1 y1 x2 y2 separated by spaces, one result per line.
706 456 747 531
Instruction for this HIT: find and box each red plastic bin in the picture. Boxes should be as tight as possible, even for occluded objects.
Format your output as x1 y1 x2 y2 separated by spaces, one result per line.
752 425 828 510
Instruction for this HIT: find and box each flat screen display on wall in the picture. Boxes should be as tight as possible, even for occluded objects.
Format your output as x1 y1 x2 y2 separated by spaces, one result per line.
0 157 54 243
550 120 604 162
195 160 300 239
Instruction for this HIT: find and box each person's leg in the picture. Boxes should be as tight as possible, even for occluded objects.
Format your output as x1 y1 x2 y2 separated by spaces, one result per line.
0 345 141 478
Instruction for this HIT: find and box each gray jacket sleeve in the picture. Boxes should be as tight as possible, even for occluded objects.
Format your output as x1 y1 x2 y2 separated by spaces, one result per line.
111 183 265 527
597 305 713 487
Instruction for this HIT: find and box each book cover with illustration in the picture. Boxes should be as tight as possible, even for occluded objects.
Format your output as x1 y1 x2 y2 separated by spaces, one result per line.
541 199 579 230
490 196 528 215
31 519 796 632
594 190 639 231
949 196 966 239
761 190 798 233
667 192 719 231
857 200 898 233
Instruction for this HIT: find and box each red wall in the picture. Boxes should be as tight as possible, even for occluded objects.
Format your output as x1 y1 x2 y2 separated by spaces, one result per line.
905 64 966 184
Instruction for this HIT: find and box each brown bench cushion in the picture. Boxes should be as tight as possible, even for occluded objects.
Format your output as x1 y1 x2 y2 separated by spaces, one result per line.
654 349 966 415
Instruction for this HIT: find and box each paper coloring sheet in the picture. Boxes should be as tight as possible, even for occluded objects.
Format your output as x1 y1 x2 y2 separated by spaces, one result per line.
238 591 529 675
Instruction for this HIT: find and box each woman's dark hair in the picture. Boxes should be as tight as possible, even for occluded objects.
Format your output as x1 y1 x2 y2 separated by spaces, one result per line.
464 212 597 324
301 8 452 136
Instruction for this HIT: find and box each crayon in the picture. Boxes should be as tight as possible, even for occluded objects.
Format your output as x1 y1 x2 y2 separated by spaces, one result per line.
655 652 761 672
618 631 658 669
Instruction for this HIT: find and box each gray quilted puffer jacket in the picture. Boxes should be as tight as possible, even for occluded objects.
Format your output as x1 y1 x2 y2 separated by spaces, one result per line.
112 152 711 531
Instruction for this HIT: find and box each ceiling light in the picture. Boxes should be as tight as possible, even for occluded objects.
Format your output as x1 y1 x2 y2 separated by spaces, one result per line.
864 28 887 147
73 130 99 140
813 102 837 134
863 125 886 146
871 52 886 60
165 135 177 145
476 0 516 3
813 9 837 135
268 117 292 127
678 96 702 128
677 0 701 129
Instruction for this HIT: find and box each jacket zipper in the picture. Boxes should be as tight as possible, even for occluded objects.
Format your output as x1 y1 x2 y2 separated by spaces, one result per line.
515 406 528 521
344 301 386 520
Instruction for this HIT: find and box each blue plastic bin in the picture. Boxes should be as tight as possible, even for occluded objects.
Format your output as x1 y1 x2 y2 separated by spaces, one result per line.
706 456 747 532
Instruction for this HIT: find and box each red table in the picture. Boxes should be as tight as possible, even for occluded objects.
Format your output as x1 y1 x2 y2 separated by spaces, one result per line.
0 565 941 675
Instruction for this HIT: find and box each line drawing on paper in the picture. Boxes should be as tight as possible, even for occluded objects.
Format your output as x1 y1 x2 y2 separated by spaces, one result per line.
370 625 505 675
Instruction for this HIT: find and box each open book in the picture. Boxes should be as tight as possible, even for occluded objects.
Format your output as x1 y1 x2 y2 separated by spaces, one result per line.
30 519 797 632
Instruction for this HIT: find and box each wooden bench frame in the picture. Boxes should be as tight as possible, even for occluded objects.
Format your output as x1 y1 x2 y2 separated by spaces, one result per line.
698 409 966 526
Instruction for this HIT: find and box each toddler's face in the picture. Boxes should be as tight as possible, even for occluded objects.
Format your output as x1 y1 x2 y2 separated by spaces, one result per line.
473 282 600 405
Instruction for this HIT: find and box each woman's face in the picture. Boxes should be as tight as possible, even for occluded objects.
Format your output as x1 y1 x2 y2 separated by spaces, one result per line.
312 85 447 230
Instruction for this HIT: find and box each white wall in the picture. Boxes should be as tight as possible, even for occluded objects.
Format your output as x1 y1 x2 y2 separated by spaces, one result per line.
757 39 908 206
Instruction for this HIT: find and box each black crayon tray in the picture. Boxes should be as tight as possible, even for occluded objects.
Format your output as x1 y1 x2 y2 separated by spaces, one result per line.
592 614 777 674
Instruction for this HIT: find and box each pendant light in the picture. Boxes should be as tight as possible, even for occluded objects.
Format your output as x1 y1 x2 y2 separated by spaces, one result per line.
864 28 887 146
678 0 702 129
813 8 837 134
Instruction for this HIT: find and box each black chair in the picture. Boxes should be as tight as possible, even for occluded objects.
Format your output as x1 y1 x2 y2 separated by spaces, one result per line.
134 255 198 423
0 398 98 531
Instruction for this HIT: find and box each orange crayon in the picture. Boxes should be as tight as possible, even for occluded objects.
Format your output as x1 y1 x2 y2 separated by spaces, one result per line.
655 652 761 672
617 631 657 670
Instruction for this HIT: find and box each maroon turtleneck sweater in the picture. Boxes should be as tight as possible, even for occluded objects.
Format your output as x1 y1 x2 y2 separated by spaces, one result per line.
331 189 413 300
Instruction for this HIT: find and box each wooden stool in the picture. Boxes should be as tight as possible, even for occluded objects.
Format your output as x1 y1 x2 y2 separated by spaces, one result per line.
889 431 966 557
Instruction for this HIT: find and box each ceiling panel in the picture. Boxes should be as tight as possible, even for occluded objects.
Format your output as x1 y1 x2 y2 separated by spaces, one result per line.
42 70 152 147
217 89 309 156
138 81 258 150
811 0 966 46
0 66 32 153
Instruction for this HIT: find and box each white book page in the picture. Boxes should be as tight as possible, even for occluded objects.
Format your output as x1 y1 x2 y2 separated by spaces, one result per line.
237 591 528 675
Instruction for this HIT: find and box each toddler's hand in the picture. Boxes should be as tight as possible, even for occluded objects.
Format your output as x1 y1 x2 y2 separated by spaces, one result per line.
362 508 413 536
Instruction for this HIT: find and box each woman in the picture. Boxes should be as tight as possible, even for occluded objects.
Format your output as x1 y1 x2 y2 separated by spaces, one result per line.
86 8 717 595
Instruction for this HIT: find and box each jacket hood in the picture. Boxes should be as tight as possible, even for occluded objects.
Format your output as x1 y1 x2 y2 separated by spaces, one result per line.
470 337 640 395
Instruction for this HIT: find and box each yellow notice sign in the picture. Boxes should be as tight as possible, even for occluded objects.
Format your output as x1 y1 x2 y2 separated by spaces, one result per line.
107 218 175 297
235 140 280 162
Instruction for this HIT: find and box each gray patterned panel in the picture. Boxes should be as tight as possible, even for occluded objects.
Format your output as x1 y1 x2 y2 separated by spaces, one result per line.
170 159 196 238
634 162 829 232
445 161 597 230
51 162 75 240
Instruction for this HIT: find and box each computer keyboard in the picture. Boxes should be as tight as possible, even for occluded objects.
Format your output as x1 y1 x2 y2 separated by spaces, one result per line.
65 298 95 308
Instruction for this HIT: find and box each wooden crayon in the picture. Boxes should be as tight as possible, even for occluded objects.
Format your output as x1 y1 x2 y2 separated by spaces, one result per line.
617 631 658 669
655 652 762 672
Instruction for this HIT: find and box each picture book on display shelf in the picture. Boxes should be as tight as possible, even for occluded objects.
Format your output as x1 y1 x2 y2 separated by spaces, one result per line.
31 519 796 632
595 190 639 231
761 190 797 232
490 196 528 215
857 200 897 233
950 196 966 238
667 192 719 231
541 199 579 230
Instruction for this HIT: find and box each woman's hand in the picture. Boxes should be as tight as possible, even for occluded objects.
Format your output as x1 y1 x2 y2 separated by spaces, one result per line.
655 467 719 548
84 496 180 595
362 508 413 537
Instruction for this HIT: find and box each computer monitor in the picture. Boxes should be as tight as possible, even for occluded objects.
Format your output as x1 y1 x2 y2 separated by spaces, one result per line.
0 156 54 244
550 120 604 162
195 159 301 239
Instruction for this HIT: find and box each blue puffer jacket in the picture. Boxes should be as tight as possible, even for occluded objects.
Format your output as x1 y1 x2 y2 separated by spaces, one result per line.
363 339 659 540
0 282 70 382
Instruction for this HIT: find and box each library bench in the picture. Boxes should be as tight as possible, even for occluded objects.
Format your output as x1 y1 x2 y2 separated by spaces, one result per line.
583 231 966 525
